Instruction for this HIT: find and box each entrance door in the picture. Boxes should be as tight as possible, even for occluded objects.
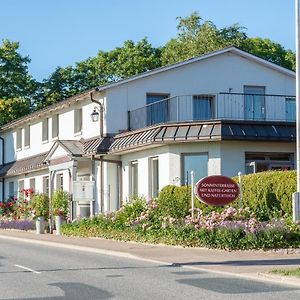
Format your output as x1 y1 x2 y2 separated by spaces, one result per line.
244 86 265 120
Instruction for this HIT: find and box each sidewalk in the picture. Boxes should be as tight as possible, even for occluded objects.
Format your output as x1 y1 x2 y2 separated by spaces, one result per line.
1 229 300 286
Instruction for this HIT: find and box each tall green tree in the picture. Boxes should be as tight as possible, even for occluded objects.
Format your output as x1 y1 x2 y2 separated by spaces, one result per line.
0 39 38 125
161 12 247 65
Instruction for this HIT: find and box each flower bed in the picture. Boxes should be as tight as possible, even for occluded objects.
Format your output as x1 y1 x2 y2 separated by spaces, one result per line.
61 199 300 250
0 219 35 231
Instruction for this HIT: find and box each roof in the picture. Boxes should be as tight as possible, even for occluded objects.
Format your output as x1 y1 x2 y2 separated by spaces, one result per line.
0 153 48 177
109 120 296 154
95 46 295 93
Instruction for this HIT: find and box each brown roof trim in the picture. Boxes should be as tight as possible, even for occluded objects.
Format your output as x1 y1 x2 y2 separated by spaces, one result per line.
0 152 48 177
109 120 296 154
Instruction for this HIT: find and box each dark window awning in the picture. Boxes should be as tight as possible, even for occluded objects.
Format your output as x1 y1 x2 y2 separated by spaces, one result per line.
109 121 295 154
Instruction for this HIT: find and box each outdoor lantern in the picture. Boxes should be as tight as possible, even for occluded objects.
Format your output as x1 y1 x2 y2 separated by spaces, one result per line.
90 107 99 122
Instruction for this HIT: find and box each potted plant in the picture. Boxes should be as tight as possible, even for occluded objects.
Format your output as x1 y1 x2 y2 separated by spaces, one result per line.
30 193 49 234
51 190 69 235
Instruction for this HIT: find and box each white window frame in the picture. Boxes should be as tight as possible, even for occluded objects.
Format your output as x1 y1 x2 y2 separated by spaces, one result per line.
43 176 49 195
56 173 64 190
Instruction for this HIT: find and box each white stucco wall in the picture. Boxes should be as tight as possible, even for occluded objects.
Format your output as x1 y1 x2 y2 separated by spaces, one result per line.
104 52 295 133
220 141 296 177
121 142 222 201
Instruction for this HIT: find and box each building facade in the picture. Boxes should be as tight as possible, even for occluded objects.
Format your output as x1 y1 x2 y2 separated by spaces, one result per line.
0 47 296 216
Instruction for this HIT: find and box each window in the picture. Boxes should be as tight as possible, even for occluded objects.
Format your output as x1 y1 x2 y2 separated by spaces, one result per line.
42 118 49 142
74 108 83 134
18 180 24 198
52 114 59 139
244 86 265 120
182 153 208 185
149 157 159 198
29 178 35 192
193 95 214 120
146 93 169 125
245 152 294 174
24 125 30 148
16 128 22 150
43 176 49 195
130 161 138 196
286 98 296 121
8 182 14 197
56 174 63 190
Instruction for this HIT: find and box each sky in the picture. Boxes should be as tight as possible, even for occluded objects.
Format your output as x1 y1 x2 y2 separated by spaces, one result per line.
0 0 296 81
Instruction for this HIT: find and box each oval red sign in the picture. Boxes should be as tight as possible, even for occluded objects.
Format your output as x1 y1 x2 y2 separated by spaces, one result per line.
195 175 240 206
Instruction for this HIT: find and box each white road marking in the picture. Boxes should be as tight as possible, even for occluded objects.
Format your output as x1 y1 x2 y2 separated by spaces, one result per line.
14 264 41 274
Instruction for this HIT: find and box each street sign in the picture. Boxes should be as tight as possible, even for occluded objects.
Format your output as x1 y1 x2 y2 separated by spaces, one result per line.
195 175 239 206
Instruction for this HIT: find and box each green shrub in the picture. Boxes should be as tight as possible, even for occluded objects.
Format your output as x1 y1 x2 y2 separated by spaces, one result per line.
52 190 69 217
157 185 192 218
30 193 49 220
112 196 146 229
233 171 296 219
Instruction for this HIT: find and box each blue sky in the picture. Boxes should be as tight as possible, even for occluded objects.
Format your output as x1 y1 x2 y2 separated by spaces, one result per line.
0 0 295 81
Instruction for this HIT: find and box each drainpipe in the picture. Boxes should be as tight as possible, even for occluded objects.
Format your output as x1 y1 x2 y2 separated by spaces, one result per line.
0 137 4 202
90 91 105 212
90 91 104 138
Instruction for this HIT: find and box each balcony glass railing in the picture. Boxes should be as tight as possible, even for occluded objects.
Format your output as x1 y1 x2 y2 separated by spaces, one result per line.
128 93 296 131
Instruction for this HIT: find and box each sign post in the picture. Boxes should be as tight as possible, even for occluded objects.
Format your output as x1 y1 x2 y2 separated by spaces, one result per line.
238 171 243 208
191 171 195 218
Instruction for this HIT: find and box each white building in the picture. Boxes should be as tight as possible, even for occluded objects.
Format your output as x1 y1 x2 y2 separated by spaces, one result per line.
0 47 296 216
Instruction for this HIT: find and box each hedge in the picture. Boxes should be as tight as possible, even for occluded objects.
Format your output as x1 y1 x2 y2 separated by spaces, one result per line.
233 171 296 219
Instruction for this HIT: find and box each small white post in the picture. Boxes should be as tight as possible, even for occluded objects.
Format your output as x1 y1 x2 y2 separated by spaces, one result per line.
238 171 243 208
191 171 195 218
293 192 300 222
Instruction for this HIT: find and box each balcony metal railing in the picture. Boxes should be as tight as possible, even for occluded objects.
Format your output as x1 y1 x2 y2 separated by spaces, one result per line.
128 93 296 131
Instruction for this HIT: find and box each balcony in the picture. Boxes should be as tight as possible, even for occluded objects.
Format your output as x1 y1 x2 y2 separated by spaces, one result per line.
128 93 296 131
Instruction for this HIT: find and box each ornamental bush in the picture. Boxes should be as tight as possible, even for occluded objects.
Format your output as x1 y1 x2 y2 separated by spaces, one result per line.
51 190 69 217
234 171 296 220
30 193 49 220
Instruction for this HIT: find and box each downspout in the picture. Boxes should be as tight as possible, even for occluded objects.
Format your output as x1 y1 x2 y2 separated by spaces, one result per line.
0 137 4 201
90 91 105 212
90 91 104 138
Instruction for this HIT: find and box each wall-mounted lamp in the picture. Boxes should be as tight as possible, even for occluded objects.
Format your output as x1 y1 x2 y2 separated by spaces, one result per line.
90 107 100 122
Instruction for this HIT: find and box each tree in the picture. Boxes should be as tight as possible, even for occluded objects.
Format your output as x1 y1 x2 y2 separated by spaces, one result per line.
243 37 295 70
0 39 37 101
0 98 31 126
161 12 247 65
161 12 295 71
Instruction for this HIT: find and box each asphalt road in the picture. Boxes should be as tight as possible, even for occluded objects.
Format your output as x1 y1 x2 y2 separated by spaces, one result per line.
0 239 300 300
